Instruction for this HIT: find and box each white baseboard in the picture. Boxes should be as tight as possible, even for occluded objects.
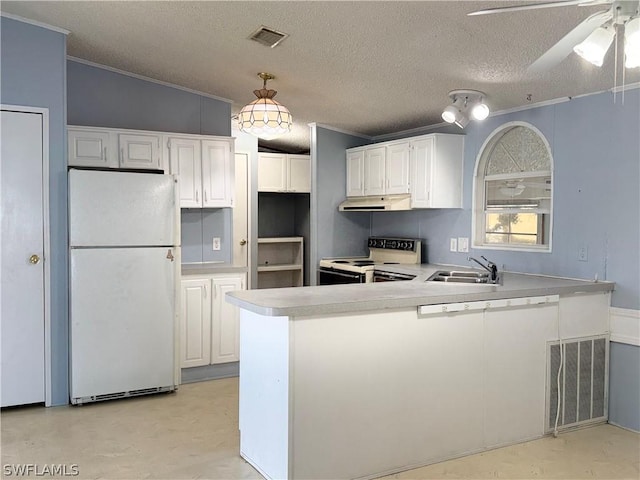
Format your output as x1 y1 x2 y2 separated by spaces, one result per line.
610 307 640 346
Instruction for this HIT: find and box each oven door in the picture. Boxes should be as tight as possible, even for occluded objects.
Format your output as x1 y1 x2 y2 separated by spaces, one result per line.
318 267 365 285
373 270 417 282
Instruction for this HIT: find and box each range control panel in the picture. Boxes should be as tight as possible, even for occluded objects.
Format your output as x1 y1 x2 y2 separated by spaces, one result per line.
368 237 419 252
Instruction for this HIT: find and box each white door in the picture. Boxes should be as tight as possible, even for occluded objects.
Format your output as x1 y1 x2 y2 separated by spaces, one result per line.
288 155 311 193
118 133 161 170
410 137 434 208
202 140 232 207
385 143 410 194
364 147 386 196
211 275 244 364
346 150 364 197
1 110 45 407
233 153 249 268
68 128 116 168
70 247 176 400
69 169 176 247
180 278 211 369
257 153 287 192
169 137 202 208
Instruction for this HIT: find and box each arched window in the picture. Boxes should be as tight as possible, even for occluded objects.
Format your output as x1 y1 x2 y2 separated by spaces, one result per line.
473 122 553 251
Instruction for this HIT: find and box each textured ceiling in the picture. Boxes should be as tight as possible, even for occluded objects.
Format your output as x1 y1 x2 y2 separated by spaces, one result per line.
2 1 639 153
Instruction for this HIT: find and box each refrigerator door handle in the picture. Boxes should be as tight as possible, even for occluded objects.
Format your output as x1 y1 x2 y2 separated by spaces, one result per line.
166 249 174 262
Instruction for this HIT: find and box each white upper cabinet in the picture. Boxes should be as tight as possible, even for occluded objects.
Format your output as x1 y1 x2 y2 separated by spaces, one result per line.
118 133 161 170
68 128 117 168
410 134 464 209
167 135 234 209
364 147 386 196
346 150 365 197
345 134 463 208
385 142 410 195
202 140 233 207
288 155 311 193
346 144 407 197
169 137 201 208
258 153 310 193
258 153 287 192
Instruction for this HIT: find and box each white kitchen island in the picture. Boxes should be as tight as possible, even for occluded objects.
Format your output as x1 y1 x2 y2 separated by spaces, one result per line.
226 268 614 480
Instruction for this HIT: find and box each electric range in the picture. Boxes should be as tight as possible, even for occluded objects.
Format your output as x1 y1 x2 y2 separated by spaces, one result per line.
319 237 421 284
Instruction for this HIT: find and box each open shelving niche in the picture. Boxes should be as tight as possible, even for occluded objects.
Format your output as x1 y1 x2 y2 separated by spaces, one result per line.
257 237 304 289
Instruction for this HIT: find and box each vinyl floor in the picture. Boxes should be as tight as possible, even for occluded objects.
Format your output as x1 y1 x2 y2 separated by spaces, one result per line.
1 377 638 479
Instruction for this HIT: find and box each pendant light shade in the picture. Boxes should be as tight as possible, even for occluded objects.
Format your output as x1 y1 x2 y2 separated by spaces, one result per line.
573 26 616 67
238 73 293 140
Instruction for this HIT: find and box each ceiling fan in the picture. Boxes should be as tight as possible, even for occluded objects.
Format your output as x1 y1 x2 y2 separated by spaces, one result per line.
468 0 640 73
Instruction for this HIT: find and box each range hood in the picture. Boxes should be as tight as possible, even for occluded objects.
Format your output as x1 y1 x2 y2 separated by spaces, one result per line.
339 194 412 212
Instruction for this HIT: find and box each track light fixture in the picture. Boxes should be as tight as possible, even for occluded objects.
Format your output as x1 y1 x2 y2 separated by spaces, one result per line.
441 90 490 129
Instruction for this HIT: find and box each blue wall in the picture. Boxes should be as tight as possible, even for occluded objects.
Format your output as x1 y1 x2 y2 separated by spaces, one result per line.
609 342 640 432
66 60 234 265
67 60 231 136
311 126 371 283
1 17 68 405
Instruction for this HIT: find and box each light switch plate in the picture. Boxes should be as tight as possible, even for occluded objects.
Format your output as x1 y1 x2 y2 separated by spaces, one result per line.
212 237 221 251
458 237 469 253
450 238 458 252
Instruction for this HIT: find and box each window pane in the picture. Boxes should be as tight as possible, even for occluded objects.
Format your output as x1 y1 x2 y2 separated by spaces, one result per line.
510 234 538 245
485 233 508 244
510 213 538 234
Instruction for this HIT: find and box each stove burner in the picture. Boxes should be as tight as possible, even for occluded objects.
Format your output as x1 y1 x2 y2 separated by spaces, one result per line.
353 261 375 266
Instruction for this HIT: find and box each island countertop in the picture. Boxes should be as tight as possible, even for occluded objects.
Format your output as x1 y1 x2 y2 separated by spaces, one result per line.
225 264 614 317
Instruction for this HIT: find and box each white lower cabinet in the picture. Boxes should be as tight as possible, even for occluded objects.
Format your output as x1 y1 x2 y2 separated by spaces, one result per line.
180 273 245 369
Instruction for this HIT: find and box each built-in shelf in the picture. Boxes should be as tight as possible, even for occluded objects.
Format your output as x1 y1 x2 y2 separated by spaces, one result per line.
257 237 304 289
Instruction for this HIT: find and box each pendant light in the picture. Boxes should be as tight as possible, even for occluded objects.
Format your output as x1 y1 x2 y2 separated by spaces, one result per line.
625 16 640 68
238 73 293 140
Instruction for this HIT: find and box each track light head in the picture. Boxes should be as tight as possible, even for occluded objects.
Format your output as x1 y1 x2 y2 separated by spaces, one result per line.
442 90 489 129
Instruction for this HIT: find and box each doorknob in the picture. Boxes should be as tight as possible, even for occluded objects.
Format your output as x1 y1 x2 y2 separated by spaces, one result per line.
29 254 41 265
239 239 247 246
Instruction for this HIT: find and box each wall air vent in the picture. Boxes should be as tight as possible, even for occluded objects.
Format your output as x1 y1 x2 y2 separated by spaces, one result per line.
546 335 608 432
248 26 289 48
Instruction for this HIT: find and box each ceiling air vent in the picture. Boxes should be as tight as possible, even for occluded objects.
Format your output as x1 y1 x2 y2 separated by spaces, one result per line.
249 26 289 48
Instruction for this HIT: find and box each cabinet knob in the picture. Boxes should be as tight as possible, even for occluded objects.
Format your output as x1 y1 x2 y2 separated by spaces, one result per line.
239 239 247 246
29 254 41 265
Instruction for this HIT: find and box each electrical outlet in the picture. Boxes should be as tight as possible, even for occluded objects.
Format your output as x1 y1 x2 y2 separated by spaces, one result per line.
212 237 221 251
578 244 588 262
450 238 458 252
458 237 469 253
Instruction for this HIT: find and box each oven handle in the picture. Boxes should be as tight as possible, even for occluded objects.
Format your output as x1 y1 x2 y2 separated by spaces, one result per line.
318 268 363 280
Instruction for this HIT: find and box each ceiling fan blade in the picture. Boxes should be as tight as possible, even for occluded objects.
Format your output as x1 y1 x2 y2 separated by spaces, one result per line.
468 0 593 16
527 9 613 73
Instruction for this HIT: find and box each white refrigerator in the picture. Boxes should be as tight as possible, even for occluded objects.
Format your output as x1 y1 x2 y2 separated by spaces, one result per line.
69 169 180 405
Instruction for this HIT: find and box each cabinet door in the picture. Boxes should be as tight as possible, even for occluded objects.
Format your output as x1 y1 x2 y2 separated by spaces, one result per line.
211 275 245 364
410 137 434 208
180 279 211 369
288 155 311 193
169 137 202 208
68 129 116 168
119 133 161 170
385 143 410 195
202 140 233 207
484 303 558 447
364 146 386 196
258 153 287 192
346 150 365 197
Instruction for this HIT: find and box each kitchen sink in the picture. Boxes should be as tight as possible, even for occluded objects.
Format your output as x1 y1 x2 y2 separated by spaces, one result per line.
426 270 494 284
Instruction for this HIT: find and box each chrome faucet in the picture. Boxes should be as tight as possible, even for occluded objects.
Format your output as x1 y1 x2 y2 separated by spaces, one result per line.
468 256 499 284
